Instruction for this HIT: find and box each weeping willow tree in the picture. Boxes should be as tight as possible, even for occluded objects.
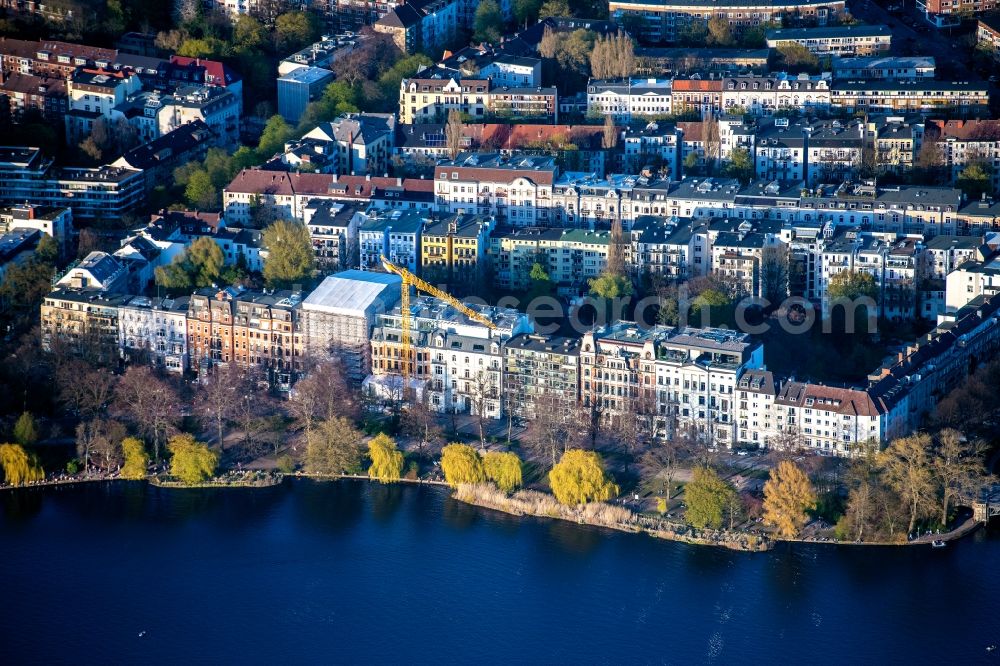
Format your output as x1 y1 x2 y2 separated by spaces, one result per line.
440 443 486 488
0 443 44 486
483 451 523 494
120 437 149 480
367 433 404 484
168 434 218 485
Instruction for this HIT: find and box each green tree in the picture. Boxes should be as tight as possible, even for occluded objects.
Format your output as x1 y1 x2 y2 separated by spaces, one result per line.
262 220 315 289
827 270 877 301
514 0 542 26
440 443 486 488
367 433 404 484
548 449 618 506
684 466 738 529
483 451 523 493
257 115 296 159
725 147 754 182
168 434 218 484
588 272 633 299
36 234 58 263
306 417 364 475
275 11 321 52
776 42 819 71
473 0 504 44
0 443 43 486
185 169 218 209
13 411 38 447
155 260 192 290
956 163 994 201
691 288 735 328
377 55 435 106
121 437 149 480
186 236 225 287
233 14 267 50
762 460 817 537
707 16 734 46
538 0 571 18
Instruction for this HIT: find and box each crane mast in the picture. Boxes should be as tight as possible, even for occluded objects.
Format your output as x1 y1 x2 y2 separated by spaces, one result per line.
380 256 496 381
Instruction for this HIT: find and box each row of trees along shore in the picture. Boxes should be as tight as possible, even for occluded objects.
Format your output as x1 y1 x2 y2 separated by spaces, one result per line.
0 322 995 544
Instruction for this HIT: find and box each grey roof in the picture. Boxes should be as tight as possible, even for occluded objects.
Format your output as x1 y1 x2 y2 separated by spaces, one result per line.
278 66 334 85
302 270 402 317
767 25 891 41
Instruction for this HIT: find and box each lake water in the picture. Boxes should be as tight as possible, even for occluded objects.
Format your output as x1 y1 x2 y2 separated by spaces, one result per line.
2 479 999 664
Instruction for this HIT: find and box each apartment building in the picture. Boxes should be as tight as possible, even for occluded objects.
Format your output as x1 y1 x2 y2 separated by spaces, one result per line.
774 381 891 455
186 286 240 368
922 0 998 27
586 78 672 121
720 73 831 116
223 170 434 225
610 0 844 43
0 73 66 123
358 208 426 272
118 295 190 372
669 78 723 116
369 296 532 416
925 119 1000 192
830 80 990 114
0 204 73 256
0 38 117 79
303 200 362 272
622 122 682 177
40 288 128 365
504 334 581 419
766 25 891 56
232 290 305 388
290 114 396 177
421 213 495 284
489 226 628 294
398 75 490 124
977 14 1000 57
433 152 557 224
64 67 143 144
831 56 935 80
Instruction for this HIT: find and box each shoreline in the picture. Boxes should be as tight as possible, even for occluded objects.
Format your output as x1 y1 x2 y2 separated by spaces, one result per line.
1 474 984 550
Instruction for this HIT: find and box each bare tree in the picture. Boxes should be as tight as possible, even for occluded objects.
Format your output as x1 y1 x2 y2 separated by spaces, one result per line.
288 358 359 436
112 366 180 461
933 429 986 526
401 390 442 457
57 360 117 420
521 392 584 466
760 245 790 304
194 364 241 449
468 370 498 449
445 109 465 161
703 117 721 175
76 418 127 473
639 434 688 498
602 114 618 150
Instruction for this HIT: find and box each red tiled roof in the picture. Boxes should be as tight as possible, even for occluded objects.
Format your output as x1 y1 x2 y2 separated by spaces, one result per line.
225 170 434 198
169 55 236 87
926 119 1000 141
671 79 723 92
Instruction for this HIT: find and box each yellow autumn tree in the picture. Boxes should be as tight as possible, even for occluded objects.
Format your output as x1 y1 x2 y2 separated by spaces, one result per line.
0 443 44 486
548 449 619 506
483 451 523 494
168 433 218 484
367 433 404 484
440 443 486 488
120 437 149 480
762 460 817 537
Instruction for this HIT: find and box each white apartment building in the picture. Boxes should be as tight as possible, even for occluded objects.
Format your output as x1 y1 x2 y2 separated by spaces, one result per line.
720 72 831 116
586 78 672 121
358 209 426 273
925 119 1000 192
118 295 190 373
303 200 361 272
433 152 556 226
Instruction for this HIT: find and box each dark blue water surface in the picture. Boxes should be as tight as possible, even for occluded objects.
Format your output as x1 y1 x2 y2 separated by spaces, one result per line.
2 479 999 664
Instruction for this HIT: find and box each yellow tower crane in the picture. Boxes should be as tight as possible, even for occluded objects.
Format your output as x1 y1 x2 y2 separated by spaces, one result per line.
380 255 496 380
